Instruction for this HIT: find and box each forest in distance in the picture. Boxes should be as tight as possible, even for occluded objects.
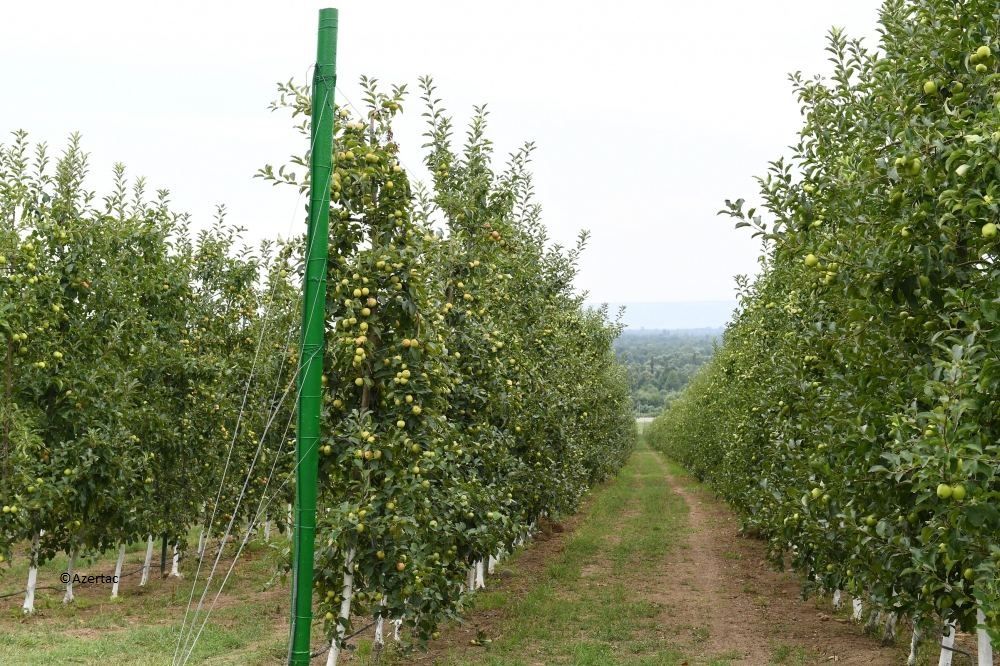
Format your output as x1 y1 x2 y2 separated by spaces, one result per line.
613 328 719 416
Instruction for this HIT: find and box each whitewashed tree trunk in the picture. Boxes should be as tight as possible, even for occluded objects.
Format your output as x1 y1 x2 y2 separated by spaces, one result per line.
22 531 40 613
63 547 77 603
466 566 476 592
908 625 921 666
111 544 126 598
475 560 485 589
852 598 864 622
197 527 206 558
393 618 402 641
170 545 181 577
287 503 293 540
488 554 497 575
326 548 356 666
263 520 271 542
832 589 842 610
374 598 386 646
883 612 897 641
977 608 993 666
139 535 154 586
938 621 956 666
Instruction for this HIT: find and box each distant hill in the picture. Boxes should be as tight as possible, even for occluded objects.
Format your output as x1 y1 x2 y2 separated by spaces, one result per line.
588 301 736 331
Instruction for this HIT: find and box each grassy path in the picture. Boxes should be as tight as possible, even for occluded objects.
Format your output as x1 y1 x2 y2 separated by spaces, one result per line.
409 440 688 665
413 441 901 666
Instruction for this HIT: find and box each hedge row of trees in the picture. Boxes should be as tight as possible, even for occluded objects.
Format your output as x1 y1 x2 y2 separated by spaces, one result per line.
1 75 635 654
265 77 634 655
648 0 998 656
0 133 287 610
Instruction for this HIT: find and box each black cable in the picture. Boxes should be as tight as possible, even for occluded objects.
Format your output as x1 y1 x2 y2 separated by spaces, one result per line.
308 620 377 658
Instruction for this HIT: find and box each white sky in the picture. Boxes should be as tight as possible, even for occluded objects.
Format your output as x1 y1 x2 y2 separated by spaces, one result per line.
0 1 882 305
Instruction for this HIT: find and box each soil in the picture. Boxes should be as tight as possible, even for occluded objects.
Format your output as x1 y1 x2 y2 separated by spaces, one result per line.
404 450 989 665
656 472 896 664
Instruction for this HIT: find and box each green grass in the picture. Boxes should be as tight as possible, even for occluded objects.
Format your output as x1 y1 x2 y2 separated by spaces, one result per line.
769 644 814 665
0 439 745 665
425 440 704 665
0 531 301 665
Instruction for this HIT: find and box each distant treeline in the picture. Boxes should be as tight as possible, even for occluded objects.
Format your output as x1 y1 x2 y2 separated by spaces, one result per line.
613 329 719 416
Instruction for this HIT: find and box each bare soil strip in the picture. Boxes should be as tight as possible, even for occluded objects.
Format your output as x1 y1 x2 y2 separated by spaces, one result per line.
658 466 897 664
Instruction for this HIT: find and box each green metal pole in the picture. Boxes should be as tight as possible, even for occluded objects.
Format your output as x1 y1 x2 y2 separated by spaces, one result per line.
289 8 337 665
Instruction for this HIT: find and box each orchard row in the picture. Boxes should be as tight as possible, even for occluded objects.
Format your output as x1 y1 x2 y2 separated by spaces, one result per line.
0 76 635 648
648 0 999 652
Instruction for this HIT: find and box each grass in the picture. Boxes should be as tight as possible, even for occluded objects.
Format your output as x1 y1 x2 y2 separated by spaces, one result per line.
0 530 302 665
769 644 814 665
422 439 709 665
2 436 816 665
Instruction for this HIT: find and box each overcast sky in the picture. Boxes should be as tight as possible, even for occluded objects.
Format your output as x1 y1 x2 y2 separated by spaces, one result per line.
1 1 883 308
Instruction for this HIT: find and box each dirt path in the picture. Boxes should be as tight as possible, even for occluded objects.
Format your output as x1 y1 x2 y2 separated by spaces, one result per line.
410 444 905 665
655 463 896 664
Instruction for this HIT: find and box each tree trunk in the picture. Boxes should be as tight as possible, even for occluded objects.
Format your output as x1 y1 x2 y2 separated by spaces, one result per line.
139 534 154 586
374 598 386 647
170 545 181 577
832 589 842 610
326 548 356 666
852 598 864 622
475 560 485 589
882 612 897 642
160 534 168 577
111 544 126 598
63 546 77 603
908 625 921 666
22 531 40 613
865 609 882 633
938 621 956 666
978 608 993 666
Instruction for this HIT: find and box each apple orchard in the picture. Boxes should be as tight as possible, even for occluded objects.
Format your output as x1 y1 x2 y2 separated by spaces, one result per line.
0 75 634 645
648 0 1000 648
